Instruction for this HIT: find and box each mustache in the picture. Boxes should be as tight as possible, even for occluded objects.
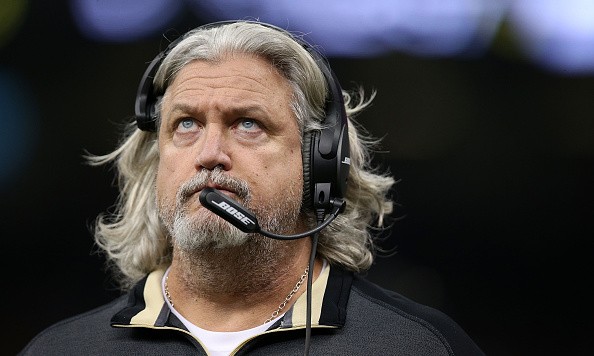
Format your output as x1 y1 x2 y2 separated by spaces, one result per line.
177 166 250 205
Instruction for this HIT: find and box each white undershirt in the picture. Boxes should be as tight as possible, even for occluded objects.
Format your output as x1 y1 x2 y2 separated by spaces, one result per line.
162 261 327 355
172 310 279 356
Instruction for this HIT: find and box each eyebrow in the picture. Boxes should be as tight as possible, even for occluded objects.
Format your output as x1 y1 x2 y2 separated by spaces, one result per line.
168 102 197 116
167 101 270 119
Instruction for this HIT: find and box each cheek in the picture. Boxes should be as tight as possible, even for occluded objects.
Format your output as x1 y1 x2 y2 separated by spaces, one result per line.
256 149 303 196
155 164 172 206
155 153 185 204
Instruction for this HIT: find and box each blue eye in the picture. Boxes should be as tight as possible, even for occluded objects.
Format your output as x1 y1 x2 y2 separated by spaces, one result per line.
241 120 254 128
175 118 199 134
181 119 194 129
239 119 258 131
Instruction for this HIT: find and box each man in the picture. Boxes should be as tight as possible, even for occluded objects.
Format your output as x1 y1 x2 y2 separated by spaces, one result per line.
19 21 484 355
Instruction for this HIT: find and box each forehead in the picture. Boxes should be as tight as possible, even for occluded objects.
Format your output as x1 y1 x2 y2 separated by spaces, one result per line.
161 54 297 125
168 54 291 97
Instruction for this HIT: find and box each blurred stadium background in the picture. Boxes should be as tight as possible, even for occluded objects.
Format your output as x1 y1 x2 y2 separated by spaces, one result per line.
2 1 593 354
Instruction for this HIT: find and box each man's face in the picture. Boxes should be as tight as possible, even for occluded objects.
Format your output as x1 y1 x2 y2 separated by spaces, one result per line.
156 54 304 249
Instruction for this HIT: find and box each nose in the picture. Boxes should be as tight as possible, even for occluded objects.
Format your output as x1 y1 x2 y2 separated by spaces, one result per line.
195 124 232 171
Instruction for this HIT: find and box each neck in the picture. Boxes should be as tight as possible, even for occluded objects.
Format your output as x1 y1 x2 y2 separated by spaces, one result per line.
166 237 320 331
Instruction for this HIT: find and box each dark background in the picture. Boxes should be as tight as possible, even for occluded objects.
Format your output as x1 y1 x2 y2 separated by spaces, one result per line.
2 2 593 355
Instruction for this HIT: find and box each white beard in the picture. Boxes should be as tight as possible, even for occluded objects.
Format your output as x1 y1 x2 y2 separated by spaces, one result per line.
159 167 302 253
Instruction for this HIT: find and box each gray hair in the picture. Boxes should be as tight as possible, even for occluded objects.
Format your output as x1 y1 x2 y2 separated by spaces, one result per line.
87 21 395 290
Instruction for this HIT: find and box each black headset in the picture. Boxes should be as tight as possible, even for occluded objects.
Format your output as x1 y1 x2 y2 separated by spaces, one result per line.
134 20 350 214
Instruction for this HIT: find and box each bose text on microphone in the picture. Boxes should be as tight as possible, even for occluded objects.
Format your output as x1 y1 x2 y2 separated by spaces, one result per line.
199 187 258 233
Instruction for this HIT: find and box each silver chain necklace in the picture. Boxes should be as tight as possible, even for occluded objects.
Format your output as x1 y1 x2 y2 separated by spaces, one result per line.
264 266 309 324
164 266 310 324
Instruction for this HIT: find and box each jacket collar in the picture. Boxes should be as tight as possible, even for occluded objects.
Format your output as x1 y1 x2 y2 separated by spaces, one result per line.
111 263 353 330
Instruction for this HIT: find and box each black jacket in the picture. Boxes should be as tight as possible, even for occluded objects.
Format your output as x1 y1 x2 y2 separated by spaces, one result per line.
19 265 484 355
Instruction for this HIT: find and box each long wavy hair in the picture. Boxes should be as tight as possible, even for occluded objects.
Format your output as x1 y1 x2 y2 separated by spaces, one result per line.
87 21 396 291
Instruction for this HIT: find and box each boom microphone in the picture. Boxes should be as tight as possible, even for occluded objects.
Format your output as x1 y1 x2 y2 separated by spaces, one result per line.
199 187 345 240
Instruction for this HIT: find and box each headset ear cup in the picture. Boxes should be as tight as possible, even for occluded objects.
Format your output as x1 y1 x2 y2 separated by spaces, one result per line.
301 131 315 210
